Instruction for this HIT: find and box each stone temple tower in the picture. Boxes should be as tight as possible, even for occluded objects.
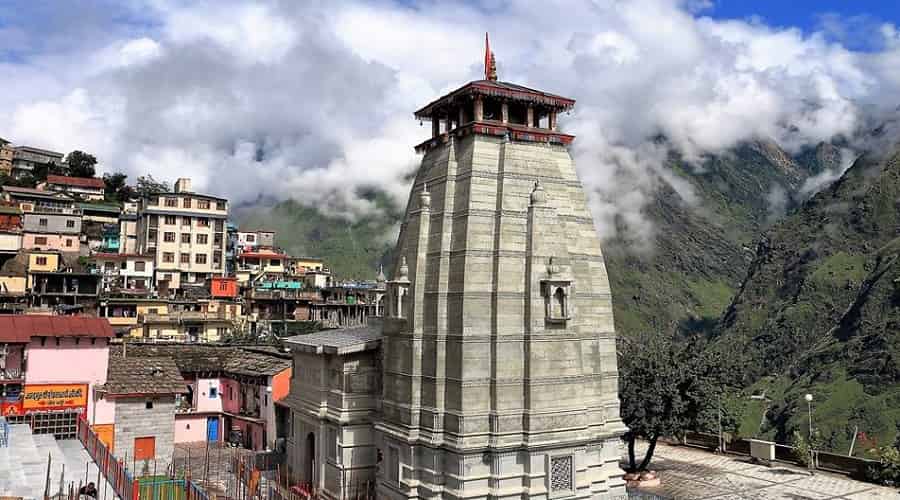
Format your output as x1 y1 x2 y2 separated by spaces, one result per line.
375 36 626 499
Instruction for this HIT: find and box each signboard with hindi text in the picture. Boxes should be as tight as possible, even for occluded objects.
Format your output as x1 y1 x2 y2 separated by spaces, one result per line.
23 384 88 412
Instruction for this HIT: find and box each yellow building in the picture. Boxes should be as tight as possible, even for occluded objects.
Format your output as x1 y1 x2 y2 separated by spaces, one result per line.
26 250 60 289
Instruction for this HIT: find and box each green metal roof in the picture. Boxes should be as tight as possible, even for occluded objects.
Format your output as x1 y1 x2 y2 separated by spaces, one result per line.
78 202 121 213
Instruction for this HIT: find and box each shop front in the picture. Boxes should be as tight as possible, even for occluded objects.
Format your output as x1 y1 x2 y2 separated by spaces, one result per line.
6 383 88 439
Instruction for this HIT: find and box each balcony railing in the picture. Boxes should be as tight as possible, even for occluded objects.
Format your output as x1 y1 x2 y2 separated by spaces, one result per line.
0 368 23 381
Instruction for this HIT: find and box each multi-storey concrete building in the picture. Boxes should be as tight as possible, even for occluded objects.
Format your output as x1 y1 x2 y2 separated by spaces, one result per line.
136 178 228 291
11 145 64 179
22 208 83 253
0 137 13 176
42 175 105 201
91 253 155 292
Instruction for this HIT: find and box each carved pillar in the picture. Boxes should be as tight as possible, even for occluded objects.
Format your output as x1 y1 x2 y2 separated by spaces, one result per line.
474 97 484 121
501 102 509 123
526 106 534 128
432 114 440 137
549 111 557 131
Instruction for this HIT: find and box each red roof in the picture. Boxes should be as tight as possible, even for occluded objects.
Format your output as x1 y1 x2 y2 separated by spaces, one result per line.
239 252 287 259
46 175 105 189
0 316 114 342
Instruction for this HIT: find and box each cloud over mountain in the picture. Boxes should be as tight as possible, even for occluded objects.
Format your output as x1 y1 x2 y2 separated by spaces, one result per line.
3 0 900 247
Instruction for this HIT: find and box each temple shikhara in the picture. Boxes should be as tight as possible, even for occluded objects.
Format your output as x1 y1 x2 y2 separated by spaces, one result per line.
282 35 626 500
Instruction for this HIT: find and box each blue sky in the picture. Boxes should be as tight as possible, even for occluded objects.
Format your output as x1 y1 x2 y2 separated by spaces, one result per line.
706 0 900 49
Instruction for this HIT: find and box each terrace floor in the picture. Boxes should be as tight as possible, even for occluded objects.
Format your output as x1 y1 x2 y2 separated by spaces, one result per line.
630 442 899 499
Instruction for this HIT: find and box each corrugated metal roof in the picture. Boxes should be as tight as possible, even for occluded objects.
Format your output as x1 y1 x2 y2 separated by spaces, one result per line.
0 316 114 342
46 175 106 189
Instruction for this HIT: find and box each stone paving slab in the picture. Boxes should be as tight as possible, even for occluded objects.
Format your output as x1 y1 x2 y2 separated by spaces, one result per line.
628 442 900 500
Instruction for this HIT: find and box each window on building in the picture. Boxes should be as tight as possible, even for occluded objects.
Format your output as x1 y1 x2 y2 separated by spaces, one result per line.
165 198 177 207
270 259 281 267
145 400 153 409
36 256 47 265
66 219 75 228
183 198 192 208
246 234 255 243
198 199 210 209
133 279 146 289
213 251 222 264
164 232 175 242
147 246 157 256
148 229 157 242
135 261 146 272
327 427 339 462
197 218 209 227
214 220 224 231
164 215 176 225
65 239 73 248
181 216 190 226
134 437 155 461
120 261 127 270
181 233 191 244
196 234 208 245
388 447 400 483
163 252 174 263
213 233 223 245
216 201 226 211
180 253 190 264
34 237 47 245
209 387 217 398
148 308 158 314
39 218 48 227
195 254 207 264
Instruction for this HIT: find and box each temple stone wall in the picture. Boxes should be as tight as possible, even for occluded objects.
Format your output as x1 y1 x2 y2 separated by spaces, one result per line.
376 133 626 499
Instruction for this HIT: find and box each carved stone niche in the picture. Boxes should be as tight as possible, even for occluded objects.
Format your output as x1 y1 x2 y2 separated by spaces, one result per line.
541 257 572 324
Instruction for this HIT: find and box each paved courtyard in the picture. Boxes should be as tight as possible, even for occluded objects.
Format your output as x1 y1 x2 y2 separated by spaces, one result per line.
629 442 900 499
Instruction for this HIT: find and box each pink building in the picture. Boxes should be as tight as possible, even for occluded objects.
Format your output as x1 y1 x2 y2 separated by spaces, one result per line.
0 316 114 439
22 232 79 253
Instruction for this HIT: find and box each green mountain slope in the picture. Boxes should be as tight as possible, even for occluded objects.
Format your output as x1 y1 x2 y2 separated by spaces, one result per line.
605 141 838 339
233 194 398 280
714 147 900 451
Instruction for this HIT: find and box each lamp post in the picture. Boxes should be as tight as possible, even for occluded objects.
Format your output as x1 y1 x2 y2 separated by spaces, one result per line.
804 393 815 473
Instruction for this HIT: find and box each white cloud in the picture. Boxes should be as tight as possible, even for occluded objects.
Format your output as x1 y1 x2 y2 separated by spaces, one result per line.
2 0 900 250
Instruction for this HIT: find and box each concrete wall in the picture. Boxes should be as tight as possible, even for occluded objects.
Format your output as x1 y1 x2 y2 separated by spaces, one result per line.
193 377 223 412
0 232 22 252
25 337 114 425
23 232 78 252
113 396 176 471
221 379 240 413
23 212 82 234
174 414 213 443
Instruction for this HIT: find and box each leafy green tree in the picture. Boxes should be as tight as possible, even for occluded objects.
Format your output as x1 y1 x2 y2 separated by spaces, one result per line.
619 334 742 472
102 172 135 202
134 175 170 198
64 150 97 178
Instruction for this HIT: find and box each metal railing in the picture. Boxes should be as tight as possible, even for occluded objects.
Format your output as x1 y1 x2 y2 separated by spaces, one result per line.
0 416 9 447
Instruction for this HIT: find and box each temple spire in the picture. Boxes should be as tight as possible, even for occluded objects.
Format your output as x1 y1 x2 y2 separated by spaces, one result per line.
484 32 498 81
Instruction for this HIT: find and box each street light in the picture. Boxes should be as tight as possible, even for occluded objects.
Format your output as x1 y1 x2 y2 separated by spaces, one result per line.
804 393 815 473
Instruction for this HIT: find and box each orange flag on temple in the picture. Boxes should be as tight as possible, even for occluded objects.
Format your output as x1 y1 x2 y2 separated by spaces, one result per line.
484 32 491 80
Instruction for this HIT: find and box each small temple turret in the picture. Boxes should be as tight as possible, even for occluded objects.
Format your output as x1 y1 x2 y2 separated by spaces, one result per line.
414 34 575 153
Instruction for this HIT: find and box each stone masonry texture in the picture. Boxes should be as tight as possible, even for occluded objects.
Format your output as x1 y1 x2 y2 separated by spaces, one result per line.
375 134 627 500
113 396 176 474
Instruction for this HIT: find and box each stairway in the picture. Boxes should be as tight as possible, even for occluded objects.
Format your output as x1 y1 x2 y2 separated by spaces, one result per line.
0 424 115 499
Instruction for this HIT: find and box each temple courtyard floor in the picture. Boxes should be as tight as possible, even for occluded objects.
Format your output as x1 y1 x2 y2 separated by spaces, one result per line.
628 442 899 499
